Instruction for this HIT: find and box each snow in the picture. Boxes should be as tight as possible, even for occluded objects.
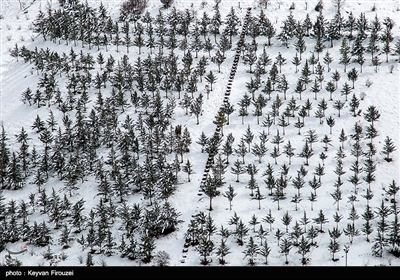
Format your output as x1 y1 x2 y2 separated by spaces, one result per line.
0 0 400 269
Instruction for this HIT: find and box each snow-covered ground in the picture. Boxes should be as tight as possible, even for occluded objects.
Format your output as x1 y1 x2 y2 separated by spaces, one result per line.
0 0 399 269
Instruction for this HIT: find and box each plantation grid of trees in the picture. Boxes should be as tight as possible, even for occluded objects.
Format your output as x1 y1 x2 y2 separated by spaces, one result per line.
1 0 400 266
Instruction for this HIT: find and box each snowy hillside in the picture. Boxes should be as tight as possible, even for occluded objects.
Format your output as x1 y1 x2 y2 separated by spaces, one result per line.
0 0 400 272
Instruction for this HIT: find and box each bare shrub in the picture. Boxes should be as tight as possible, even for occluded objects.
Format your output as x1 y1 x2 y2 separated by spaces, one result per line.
59 252 68 261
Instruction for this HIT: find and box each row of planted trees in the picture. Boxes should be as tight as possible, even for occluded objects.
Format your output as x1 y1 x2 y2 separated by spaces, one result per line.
182 3 399 265
184 178 399 266
2 0 253 266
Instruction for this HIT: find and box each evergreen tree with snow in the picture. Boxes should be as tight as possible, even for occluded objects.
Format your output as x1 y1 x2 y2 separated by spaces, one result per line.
323 50 333 72
339 37 351 72
216 238 231 265
381 17 395 62
243 236 259 265
361 204 375 242
280 238 292 265
381 136 396 162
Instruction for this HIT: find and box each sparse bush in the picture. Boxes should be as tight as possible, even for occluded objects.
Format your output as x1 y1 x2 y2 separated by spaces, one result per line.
6 35 12 41
42 246 54 260
100 258 107 266
389 65 395 73
154 251 171 266
365 79 373 87
59 252 68 261
6 24 11 30
78 255 83 264
20 36 25 42
5 256 23 266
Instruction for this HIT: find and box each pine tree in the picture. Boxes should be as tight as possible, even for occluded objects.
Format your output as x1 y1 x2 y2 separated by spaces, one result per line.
205 70 217 92
140 235 156 263
361 204 375 242
251 141 268 164
201 175 221 211
371 55 381 73
364 105 380 128
274 52 287 74
381 17 394 62
325 116 336 134
243 236 259 265
223 184 237 211
349 93 360 117
394 38 400 62
385 180 399 207
376 200 391 242
252 94 267 124
294 33 306 60
328 238 340 262
282 211 293 233
216 238 231 265
272 180 286 211
314 34 325 60
212 49 225 73
234 219 249 246
280 238 292 265
292 53 301 73
313 209 328 233
339 37 351 72
296 235 311 265
298 141 314 166
262 208 275 232
381 136 396 162
253 186 266 210
283 141 295 165
346 68 358 89
323 50 333 72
